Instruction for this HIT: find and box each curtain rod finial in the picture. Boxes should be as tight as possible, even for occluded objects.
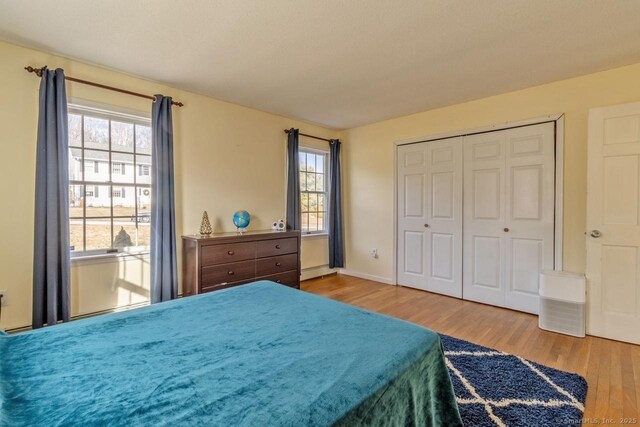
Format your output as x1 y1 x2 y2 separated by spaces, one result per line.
25 65 46 77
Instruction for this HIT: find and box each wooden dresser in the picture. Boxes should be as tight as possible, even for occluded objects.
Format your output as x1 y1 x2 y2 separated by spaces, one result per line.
182 230 301 296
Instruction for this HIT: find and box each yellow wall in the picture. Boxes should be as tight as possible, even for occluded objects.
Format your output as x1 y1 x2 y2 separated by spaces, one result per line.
339 62 640 282
0 40 338 329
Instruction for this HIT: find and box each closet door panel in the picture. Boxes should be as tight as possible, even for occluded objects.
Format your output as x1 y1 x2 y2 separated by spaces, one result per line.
425 138 463 297
504 123 555 314
397 144 428 289
463 132 507 307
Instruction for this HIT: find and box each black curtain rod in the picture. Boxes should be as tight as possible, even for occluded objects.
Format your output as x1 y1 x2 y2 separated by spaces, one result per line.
284 129 333 143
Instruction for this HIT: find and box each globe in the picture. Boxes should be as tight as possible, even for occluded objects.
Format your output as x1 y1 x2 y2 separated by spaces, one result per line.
233 210 251 230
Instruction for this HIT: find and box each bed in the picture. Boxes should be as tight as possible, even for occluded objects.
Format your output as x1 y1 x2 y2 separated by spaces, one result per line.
0 281 462 426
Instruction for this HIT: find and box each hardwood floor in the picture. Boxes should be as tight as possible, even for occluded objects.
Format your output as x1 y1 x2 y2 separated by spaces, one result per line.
302 274 640 423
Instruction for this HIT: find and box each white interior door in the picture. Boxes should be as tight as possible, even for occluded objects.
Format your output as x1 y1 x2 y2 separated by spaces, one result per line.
587 102 640 344
397 143 428 289
425 138 463 297
462 131 507 307
503 124 556 313
463 123 555 313
397 138 463 296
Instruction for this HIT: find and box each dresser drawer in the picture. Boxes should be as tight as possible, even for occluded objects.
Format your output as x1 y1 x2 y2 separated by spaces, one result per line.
201 242 256 266
262 270 299 288
201 278 255 294
256 237 298 258
256 253 298 277
201 260 255 288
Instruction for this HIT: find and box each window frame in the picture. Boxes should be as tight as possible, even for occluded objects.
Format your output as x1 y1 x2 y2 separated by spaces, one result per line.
68 103 152 259
299 146 330 236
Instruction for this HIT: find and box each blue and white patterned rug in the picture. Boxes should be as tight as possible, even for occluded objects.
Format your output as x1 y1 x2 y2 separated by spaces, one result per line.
440 335 588 427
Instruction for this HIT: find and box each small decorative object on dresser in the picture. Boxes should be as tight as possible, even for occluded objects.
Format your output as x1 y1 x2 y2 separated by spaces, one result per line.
272 219 285 232
199 211 213 235
182 230 301 296
232 210 251 233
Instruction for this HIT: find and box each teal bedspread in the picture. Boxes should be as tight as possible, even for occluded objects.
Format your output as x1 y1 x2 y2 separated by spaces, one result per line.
0 281 461 426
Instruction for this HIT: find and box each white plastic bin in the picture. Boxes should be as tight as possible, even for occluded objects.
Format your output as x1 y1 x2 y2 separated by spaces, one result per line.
538 270 586 337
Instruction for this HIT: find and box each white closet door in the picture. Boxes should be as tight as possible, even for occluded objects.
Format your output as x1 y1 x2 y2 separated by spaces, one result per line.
504 124 555 313
463 123 555 313
397 143 428 289
397 138 463 296
587 102 640 344
425 138 463 297
462 131 507 307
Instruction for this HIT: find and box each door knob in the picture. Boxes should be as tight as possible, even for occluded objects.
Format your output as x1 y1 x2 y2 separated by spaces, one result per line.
503 227 510 232
590 230 602 238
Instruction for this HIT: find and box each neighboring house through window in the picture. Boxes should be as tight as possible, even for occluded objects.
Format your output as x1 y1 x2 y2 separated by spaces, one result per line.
68 104 152 253
299 148 329 234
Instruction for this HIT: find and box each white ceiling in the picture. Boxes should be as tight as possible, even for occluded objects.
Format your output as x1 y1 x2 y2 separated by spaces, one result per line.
1 1 640 129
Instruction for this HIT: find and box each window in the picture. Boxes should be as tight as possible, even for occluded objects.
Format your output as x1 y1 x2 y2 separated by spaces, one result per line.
112 162 125 175
68 105 152 254
138 165 150 176
299 148 328 234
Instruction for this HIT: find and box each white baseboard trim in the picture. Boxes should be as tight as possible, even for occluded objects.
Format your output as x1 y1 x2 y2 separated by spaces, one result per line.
338 269 395 285
301 265 337 281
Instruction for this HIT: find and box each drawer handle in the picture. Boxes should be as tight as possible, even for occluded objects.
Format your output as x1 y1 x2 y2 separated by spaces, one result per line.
275 244 281 249
275 262 282 267
228 271 234 275
227 250 235 255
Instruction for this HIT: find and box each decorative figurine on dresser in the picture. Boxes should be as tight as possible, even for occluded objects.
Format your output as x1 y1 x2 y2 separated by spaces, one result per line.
181 230 301 296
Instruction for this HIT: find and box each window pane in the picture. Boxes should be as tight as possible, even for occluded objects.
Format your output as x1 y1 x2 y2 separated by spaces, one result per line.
301 192 309 213
112 153 134 184
308 213 318 232
135 124 152 155
68 114 82 147
85 218 112 251
84 116 109 149
312 154 319 173
136 155 151 184
83 150 109 182
113 224 137 248
317 212 324 231
69 148 83 181
111 121 134 153
137 222 151 247
113 186 135 218
137 187 151 215
69 218 84 252
309 172 316 191
308 193 318 212
318 194 325 213
85 185 111 217
316 154 324 173
315 173 324 192
69 184 84 218
299 153 307 172
301 212 309 232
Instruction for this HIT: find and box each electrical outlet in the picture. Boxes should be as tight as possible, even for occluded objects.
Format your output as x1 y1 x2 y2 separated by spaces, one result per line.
0 290 8 306
370 248 378 259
